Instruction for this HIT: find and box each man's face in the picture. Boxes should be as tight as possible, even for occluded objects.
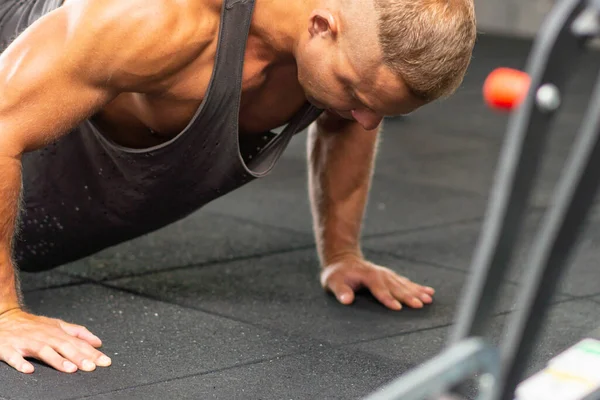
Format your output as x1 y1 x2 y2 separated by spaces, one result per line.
303 60 425 130
296 7 426 130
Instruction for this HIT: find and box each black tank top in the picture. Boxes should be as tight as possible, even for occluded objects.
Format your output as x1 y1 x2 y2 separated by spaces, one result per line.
11 0 323 271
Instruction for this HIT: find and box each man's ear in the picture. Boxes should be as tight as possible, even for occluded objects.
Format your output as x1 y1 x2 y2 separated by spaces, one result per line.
308 9 338 38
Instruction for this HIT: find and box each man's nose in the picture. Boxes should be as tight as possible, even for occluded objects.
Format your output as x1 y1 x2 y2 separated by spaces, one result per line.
351 109 383 131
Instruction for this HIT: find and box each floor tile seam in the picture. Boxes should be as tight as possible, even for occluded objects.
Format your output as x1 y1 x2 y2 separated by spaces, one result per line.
361 216 486 241
22 280 87 295
57 243 317 283
28 277 581 346
333 295 577 352
590 297 600 305
202 209 314 236
52 204 550 287
69 294 581 400
53 205 544 286
361 248 473 275
333 309 515 351
81 281 335 351
222 202 487 242
31 290 580 400
52 215 519 287
47 250 580 325
571 292 600 303
374 173 494 200
65 348 322 400
379 128 498 147
334 322 455 350
55 217 489 284
364 248 580 300
361 204 548 241
553 294 600 303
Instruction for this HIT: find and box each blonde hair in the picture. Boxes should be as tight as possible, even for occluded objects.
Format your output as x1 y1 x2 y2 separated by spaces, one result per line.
374 0 477 102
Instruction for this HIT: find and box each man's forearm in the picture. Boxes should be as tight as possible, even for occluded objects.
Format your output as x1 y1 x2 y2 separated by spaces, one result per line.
0 155 22 313
307 115 380 267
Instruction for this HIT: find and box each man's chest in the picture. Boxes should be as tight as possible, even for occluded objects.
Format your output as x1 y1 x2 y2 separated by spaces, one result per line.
93 54 308 149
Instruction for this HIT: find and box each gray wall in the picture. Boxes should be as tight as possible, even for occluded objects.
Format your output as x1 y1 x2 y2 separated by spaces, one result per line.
474 0 555 37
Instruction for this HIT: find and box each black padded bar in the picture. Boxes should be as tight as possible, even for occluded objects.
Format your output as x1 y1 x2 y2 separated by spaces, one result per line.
496 68 600 400
448 0 588 345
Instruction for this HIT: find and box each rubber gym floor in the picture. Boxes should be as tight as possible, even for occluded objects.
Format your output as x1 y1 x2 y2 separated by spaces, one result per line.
2 33 600 400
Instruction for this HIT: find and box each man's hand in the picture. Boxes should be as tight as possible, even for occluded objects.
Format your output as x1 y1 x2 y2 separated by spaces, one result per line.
0 309 111 374
320 255 435 310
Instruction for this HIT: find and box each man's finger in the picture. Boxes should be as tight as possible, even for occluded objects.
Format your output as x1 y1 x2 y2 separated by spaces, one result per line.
62 335 112 368
326 278 355 305
408 282 433 304
59 322 102 348
394 274 435 295
47 336 99 372
395 277 433 305
24 342 78 373
389 279 424 309
410 281 436 301
369 283 402 311
0 345 34 374
419 293 433 304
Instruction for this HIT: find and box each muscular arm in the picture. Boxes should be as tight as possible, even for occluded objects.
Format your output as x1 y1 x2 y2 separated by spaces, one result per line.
0 156 21 312
307 112 380 267
308 113 435 311
0 0 204 312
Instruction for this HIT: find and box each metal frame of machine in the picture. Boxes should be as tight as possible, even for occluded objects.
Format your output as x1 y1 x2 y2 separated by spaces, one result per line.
364 0 600 399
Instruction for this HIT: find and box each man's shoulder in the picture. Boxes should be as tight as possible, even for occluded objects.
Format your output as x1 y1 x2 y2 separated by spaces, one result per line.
55 0 220 90
66 0 215 39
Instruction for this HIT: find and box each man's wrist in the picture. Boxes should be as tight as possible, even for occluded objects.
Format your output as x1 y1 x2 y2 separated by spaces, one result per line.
0 292 22 315
321 249 364 268
0 304 20 316
0 258 23 314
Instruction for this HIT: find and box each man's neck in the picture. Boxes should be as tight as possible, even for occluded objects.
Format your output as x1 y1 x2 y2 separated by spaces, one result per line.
248 0 319 64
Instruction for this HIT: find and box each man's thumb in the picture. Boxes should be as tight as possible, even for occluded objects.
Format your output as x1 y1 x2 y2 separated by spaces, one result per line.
338 290 355 304
321 267 355 305
329 280 355 305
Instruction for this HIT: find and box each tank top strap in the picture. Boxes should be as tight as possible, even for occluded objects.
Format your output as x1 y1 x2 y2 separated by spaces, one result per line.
197 0 256 123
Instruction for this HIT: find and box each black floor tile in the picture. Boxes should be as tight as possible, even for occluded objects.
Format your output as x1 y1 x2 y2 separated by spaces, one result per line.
19 271 83 293
364 206 600 298
72 298 600 400
82 347 401 400
54 212 313 281
106 250 549 347
375 134 574 209
376 118 494 161
204 174 488 236
1 285 319 400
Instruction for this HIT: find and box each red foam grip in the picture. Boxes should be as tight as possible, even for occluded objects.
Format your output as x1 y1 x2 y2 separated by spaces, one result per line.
483 68 531 111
